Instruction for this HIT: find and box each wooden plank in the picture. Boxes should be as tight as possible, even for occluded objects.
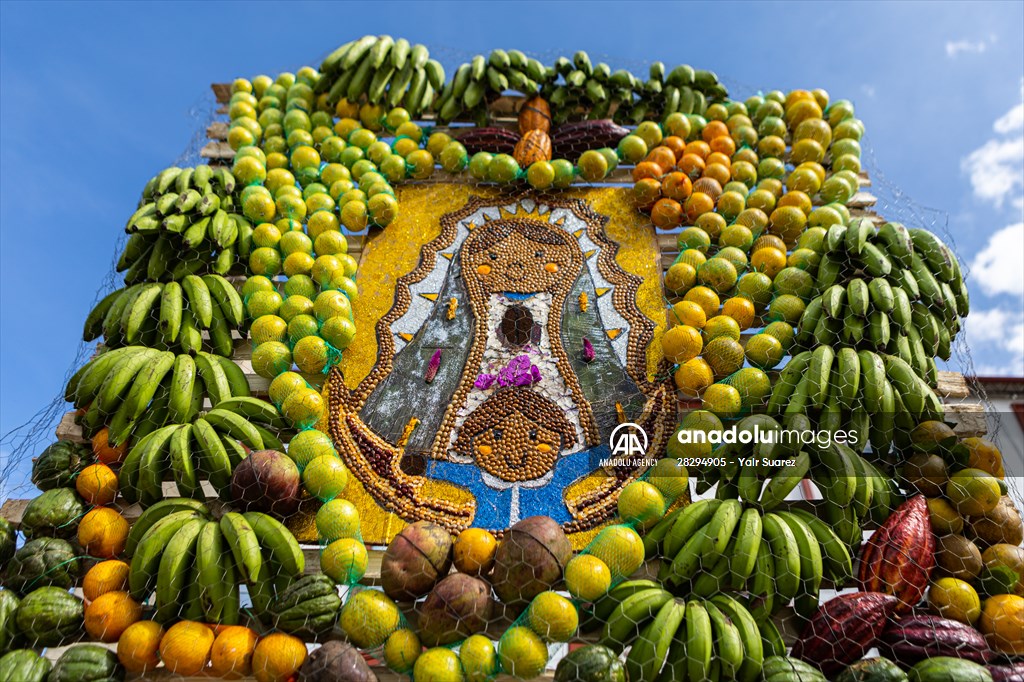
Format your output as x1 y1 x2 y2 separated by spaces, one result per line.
201 140 234 161
936 370 971 399
945 402 989 438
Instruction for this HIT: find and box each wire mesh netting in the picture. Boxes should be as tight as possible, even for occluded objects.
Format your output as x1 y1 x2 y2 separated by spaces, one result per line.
1 37 1022 682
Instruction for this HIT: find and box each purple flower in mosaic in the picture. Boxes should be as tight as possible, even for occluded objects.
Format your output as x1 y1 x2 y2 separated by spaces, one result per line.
582 337 595 363
425 349 442 383
474 373 497 390
496 354 542 387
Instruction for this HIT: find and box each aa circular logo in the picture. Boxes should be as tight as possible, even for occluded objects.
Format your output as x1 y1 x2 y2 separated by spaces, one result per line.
609 422 649 457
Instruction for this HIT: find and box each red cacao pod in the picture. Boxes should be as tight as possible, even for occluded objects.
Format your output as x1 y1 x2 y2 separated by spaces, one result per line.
513 129 552 167
791 591 899 676
989 661 1024 682
857 494 936 613
878 613 991 666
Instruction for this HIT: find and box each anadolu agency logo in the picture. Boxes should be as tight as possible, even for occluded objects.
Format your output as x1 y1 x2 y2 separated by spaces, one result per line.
601 422 658 468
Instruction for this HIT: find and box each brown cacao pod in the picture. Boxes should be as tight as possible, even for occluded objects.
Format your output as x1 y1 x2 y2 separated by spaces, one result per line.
380 521 453 602
457 126 521 155
551 120 630 157
491 516 571 610
857 494 936 613
513 129 552 167
518 96 551 134
791 591 899 676
878 614 992 665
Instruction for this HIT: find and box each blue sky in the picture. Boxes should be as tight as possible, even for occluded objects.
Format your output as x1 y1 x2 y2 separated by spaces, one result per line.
2 1 1023 493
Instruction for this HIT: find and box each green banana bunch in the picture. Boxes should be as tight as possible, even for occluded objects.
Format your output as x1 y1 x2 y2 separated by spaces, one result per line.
435 48 549 125
81 275 244 357
126 498 304 624
595 587 762 682
118 396 288 504
644 501 850 616
67 346 253 446
318 36 439 117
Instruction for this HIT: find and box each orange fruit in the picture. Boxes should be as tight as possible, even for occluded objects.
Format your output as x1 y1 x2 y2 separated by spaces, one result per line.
706 151 732 169
82 559 130 601
702 120 729 143
983 544 1024 596
753 234 787 252
564 555 613 602
697 258 737 294
963 438 1005 478
651 198 683 230
703 337 745 378
722 297 756 330
678 153 706 179
76 463 118 506
736 207 770 233
78 506 129 559
677 249 707 270
91 427 127 465
453 528 498 576
662 135 687 159
980 594 1024 655
702 163 732 189
692 177 724 202
683 286 721 319
703 315 742 343
709 135 736 156
211 626 260 679
778 190 812 216
684 192 714 223
703 383 743 417
674 358 715 396
664 262 696 294
118 620 164 674
662 172 693 201
768 206 808 245
661 325 703 364
252 632 308 682
929 577 981 625
633 177 662 210
646 146 677 171
671 300 707 328
85 590 142 642
695 212 727 240
946 468 1002 516
632 161 664 182
684 140 711 159
160 621 215 676
751 247 787 279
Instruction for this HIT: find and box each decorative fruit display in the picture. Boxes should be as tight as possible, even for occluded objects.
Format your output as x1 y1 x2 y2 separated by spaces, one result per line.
878 614 991 665
2 537 80 593
268 574 341 640
46 644 124 682
117 398 289 506
230 448 302 516
125 500 303 620
380 520 453 602
835 657 908 682
1 34 1019 682
66 346 253 444
297 640 376 682
18 487 83 540
492 515 572 608
0 589 20 652
858 495 936 612
30 440 91 491
791 592 900 676
0 649 51 682
14 585 84 647
418 573 493 646
553 644 626 682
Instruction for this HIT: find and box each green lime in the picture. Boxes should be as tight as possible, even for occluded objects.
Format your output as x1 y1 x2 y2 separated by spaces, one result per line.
251 341 292 379
268 371 306 407
304 454 350 500
287 314 321 345
287 428 337 468
246 290 283 319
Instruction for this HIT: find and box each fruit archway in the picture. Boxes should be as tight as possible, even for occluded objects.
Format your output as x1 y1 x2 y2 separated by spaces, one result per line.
0 36 1022 682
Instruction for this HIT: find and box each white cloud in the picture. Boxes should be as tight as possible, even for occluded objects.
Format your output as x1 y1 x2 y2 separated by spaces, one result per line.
861 84 876 98
964 307 1024 376
971 222 1024 296
993 79 1024 134
961 82 1024 207
946 34 997 58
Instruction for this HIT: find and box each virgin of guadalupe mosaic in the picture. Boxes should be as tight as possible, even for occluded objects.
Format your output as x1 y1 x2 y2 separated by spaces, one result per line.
327 191 675 538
